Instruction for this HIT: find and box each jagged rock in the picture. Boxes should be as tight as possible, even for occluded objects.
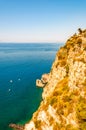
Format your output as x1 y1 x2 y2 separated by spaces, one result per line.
36 74 49 87
9 123 24 130
41 73 49 84
36 79 44 87
78 28 82 34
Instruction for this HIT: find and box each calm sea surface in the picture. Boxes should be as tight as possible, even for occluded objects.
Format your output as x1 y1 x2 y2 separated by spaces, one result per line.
0 43 63 130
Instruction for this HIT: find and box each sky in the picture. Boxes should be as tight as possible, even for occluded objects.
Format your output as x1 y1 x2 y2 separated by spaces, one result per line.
0 0 86 43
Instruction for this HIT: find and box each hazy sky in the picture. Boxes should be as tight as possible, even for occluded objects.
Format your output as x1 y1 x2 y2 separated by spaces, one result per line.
0 0 86 43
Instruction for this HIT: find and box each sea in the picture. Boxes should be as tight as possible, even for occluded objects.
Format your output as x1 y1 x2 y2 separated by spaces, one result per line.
0 43 63 130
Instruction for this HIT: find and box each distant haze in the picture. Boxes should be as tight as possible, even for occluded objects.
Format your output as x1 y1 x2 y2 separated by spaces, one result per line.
0 0 86 43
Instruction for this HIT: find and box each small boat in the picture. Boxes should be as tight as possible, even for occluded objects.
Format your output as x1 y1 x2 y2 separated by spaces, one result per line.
10 80 13 83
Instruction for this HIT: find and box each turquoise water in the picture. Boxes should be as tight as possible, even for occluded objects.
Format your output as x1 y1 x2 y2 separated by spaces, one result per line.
0 43 62 130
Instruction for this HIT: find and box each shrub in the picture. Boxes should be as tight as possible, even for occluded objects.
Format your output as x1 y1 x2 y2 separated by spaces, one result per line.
77 38 82 45
50 97 57 106
35 120 41 128
76 97 86 130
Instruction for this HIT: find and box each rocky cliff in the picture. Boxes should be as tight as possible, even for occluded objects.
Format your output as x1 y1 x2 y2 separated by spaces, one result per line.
10 29 86 130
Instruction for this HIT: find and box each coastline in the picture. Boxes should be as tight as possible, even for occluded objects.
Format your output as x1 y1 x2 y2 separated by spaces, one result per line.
6 43 62 130
20 29 86 130
0 43 61 130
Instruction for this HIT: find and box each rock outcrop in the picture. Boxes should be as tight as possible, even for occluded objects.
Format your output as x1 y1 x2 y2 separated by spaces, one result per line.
9 124 24 130
36 73 50 87
10 29 86 130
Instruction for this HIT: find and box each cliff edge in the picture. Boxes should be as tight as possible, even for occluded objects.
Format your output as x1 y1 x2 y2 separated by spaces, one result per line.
10 29 86 130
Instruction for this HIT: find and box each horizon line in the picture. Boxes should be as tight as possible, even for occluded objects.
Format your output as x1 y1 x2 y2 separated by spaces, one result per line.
0 41 64 44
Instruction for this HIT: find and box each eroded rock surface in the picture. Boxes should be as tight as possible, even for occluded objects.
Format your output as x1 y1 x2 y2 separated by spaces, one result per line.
36 73 49 87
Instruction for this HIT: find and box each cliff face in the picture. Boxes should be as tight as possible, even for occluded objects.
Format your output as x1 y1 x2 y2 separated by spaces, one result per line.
25 29 86 130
